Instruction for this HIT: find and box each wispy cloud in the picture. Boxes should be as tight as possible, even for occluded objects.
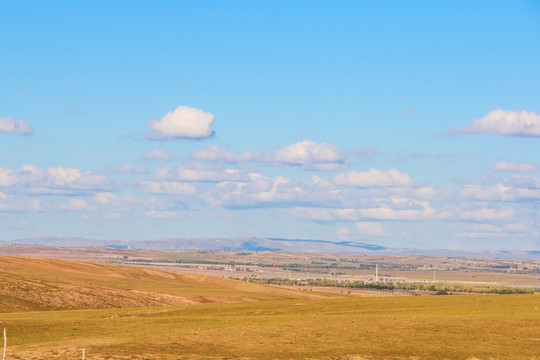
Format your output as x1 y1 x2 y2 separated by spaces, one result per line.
355 221 387 235
492 161 536 173
106 164 147 174
0 118 34 135
63 107 82 115
333 168 414 187
145 210 180 219
141 149 176 161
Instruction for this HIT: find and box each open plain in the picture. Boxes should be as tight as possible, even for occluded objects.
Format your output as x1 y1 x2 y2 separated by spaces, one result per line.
1 253 539 359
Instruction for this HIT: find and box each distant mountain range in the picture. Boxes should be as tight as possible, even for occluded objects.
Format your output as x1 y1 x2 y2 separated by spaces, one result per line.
1 236 538 260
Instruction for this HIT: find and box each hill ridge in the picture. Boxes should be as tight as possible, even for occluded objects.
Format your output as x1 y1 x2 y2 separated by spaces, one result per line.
0 255 335 313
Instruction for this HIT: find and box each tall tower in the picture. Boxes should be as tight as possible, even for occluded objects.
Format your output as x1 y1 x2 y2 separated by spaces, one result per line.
375 263 379 282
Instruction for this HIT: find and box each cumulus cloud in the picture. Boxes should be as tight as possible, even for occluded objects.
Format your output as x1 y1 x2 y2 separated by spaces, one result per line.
192 140 349 171
147 106 214 140
203 175 309 209
141 149 176 161
195 170 345 210
0 118 34 135
333 168 414 187
273 140 347 170
447 109 540 137
492 161 536 173
0 164 112 195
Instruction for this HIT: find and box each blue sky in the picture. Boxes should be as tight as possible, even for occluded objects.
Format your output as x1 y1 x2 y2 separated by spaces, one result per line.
1 1 539 250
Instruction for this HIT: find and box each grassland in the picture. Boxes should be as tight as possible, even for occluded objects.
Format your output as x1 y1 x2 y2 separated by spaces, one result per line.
1 254 539 359
0 255 337 312
2 295 539 360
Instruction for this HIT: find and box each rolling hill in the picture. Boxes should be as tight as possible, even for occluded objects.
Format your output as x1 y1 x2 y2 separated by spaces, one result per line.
0 255 337 312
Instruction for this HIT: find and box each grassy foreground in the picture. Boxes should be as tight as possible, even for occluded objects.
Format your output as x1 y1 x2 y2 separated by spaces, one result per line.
2 295 539 360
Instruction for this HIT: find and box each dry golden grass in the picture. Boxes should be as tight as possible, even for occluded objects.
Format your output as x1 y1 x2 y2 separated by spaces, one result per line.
1 255 539 359
1 295 539 359
0 255 339 312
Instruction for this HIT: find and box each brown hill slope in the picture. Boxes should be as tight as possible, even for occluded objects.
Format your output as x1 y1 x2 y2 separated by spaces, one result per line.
0 255 336 312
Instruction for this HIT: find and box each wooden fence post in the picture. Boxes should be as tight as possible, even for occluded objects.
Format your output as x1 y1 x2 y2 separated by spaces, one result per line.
3 328 6 360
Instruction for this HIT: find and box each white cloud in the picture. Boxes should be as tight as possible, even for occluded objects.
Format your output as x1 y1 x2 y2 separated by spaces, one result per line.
0 195 41 212
273 140 346 170
90 192 138 213
147 106 214 139
387 186 456 201
459 177 540 202
0 118 34 135
463 222 530 234
204 175 308 208
356 205 435 221
504 174 540 189
0 164 112 195
139 181 198 195
192 140 351 171
60 198 91 211
333 168 414 187
458 208 515 222
455 221 534 240
141 149 176 161
506 187 540 201
154 163 251 183
355 221 387 236
460 184 512 201
492 161 536 173
448 109 540 137
199 171 344 209
336 226 351 240
107 164 147 173
145 210 179 219
287 197 435 222
93 192 117 204
192 144 259 163
287 207 339 222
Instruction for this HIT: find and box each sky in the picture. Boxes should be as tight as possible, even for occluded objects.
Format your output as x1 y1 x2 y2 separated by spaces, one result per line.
1 1 539 250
